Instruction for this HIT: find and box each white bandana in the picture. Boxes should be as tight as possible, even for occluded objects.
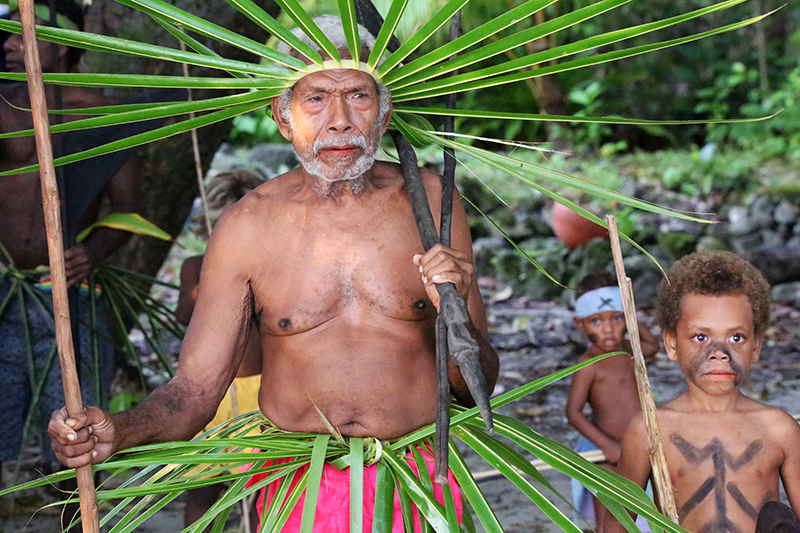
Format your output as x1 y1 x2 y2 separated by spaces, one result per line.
574 286 623 319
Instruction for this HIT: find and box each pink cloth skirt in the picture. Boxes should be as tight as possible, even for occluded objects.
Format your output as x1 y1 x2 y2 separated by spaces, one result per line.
245 445 462 532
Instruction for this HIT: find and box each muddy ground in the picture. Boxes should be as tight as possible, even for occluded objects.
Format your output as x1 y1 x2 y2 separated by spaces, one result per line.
2 296 799 533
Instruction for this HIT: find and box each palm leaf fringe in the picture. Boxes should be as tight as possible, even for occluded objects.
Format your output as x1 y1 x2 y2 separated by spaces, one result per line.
1 354 690 533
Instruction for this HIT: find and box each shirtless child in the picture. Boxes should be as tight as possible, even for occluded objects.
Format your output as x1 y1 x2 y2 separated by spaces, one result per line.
605 251 800 533
566 272 660 531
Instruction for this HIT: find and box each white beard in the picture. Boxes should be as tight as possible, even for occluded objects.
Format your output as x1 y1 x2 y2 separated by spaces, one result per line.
294 125 383 197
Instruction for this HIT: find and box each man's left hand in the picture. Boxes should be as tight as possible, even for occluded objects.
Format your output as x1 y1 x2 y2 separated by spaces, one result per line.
413 243 474 311
64 244 98 288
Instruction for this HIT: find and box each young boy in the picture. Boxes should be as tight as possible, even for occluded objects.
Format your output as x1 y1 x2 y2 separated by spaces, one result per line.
605 251 800 533
567 272 660 531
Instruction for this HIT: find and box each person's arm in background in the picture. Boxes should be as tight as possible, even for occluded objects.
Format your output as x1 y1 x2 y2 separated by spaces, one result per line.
175 255 204 327
566 366 622 464
64 157 140 286
637 321 660 359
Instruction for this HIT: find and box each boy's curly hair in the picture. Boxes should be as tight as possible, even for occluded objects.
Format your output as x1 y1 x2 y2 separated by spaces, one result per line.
656 251 770 335
574 272 617 300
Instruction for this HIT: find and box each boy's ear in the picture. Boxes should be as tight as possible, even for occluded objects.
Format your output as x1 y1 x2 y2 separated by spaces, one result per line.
271 96 293 142
663 330 678 361
751 335 763 363
573 315 586 334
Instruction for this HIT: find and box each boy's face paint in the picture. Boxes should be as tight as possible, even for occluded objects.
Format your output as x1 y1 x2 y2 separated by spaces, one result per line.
573 310 626 352
663 293 762 397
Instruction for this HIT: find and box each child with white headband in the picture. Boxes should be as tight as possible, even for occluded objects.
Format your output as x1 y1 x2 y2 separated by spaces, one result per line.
566 272 660 532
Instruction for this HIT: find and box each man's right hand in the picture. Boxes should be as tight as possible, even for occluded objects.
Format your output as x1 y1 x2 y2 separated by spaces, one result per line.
48 406 116 467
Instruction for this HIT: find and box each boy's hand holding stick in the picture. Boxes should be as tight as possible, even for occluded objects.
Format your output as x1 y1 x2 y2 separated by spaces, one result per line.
18 1 100 531
606 215 679 524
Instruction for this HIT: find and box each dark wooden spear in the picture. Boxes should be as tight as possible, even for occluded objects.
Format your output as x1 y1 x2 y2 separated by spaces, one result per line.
433 10 463 485
18 1 99 531
355 0 492 484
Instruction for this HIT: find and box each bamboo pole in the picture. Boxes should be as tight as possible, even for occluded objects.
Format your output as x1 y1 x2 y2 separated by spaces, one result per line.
606 215 679 523
18 2 99 532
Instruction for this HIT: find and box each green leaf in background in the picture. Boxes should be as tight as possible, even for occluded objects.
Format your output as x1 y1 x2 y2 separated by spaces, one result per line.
76 213 171 243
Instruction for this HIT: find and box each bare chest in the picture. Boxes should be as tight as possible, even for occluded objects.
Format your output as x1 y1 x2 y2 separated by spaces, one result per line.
249 198 435 334
664 424 783 530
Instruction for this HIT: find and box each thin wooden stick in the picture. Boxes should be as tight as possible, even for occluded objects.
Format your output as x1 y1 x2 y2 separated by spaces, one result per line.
18 2 99 532
606 215 679 523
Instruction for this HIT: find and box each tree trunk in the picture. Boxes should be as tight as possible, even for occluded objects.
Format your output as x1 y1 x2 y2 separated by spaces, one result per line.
83 0 281 278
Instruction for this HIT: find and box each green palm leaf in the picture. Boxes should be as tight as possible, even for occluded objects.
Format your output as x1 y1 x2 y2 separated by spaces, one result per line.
367 0 407 68
381 0 622 86
391 8 767 99
0 99 269 176
338 0 362 63
376 0 470 76
456 424 583 533
225 0 324 65
0 91 276 141
115 0 302 67
274 0 340 62
0 70 289 88
0 19 296 77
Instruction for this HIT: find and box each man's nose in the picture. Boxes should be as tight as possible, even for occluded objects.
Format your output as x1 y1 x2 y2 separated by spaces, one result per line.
326 98 353 133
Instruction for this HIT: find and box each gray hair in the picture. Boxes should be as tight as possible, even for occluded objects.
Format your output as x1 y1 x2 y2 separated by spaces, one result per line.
276 15 391 129
277 14 377 61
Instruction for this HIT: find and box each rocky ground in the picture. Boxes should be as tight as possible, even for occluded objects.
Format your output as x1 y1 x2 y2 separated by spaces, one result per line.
3 287 799 533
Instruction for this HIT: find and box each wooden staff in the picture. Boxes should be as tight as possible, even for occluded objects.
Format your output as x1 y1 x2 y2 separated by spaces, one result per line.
18 2 100 532
606 215 679 523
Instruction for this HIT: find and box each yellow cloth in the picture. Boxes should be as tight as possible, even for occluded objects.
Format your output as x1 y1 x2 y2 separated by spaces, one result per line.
205 374 261 431
187 374 261 478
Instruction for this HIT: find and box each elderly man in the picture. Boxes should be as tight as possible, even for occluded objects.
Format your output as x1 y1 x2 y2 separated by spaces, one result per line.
49 15 498 531
0 0 138 474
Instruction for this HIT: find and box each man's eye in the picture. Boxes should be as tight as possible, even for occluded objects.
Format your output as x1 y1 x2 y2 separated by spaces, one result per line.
694 334 707 342
731 333 744 342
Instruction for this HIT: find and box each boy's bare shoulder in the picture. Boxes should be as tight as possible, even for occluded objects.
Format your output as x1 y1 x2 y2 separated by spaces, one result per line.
754 403 800 444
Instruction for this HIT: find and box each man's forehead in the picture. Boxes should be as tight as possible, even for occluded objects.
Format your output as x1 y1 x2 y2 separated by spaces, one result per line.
294 68 377 92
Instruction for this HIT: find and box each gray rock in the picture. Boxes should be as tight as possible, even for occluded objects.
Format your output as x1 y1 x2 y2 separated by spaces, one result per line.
771 282 800 309
732 233 766 256
659 216 706 236
761 229 785 248
726 206 751 235
247 143 298 172
696 235 730 252
774 200 800 225
726 203 772 236
746 245 800 284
